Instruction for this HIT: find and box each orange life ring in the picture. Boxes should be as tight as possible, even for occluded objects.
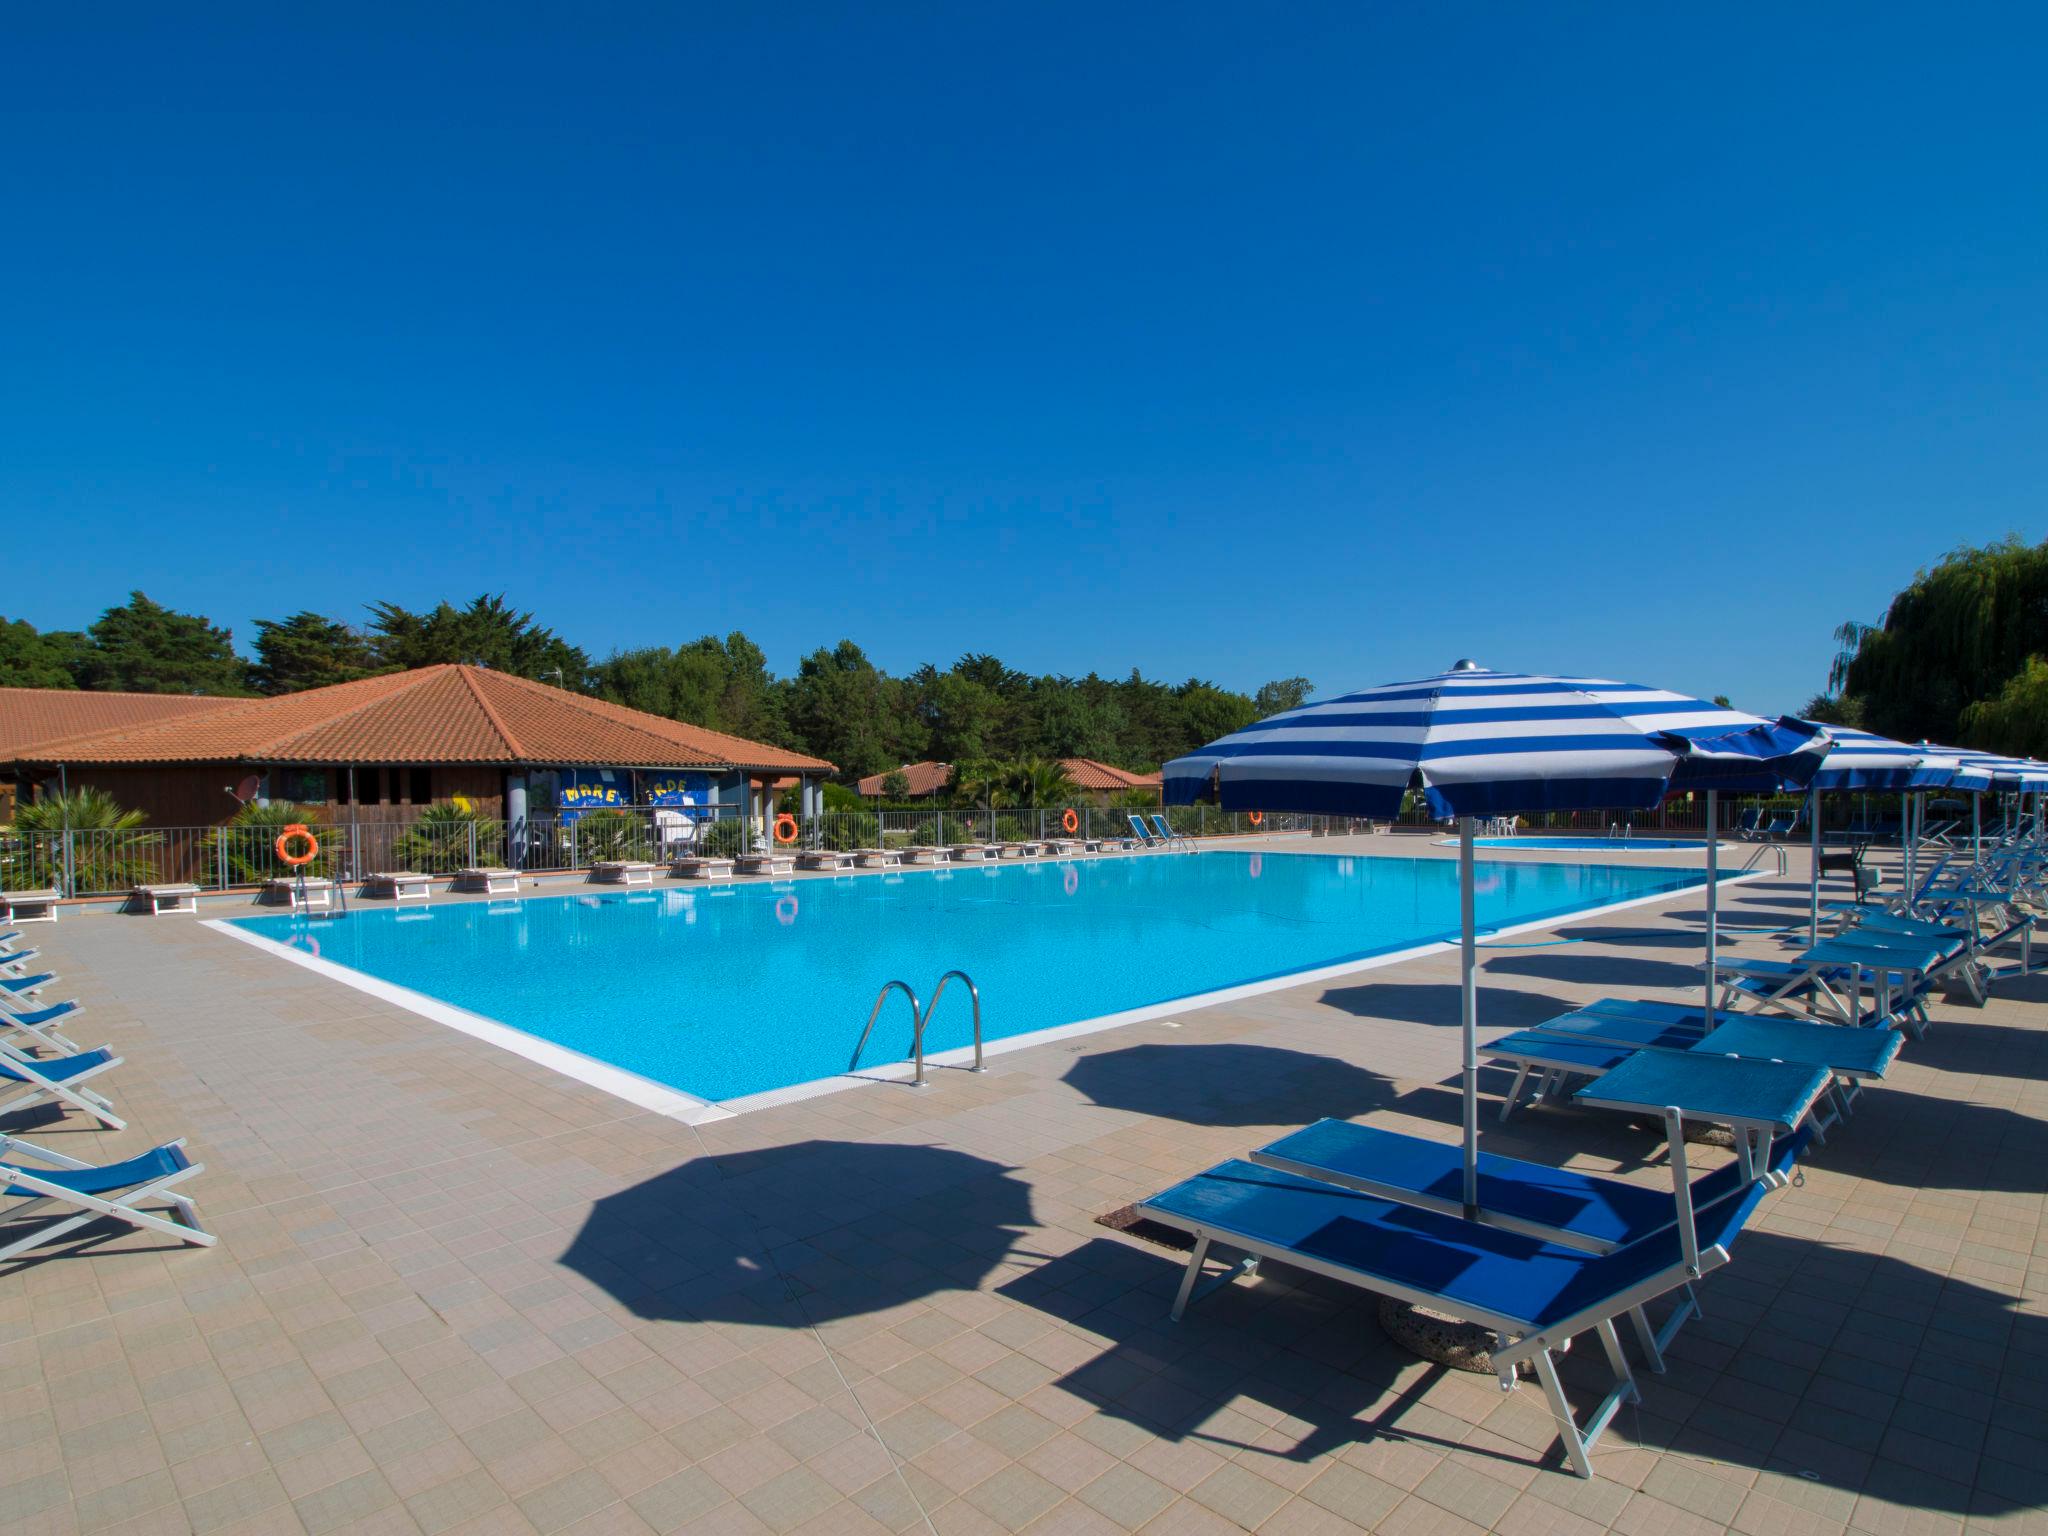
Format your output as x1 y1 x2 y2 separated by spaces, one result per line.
276 824 320 866
1061 808 1079 834
773 813 798 844
1247 811 1264 827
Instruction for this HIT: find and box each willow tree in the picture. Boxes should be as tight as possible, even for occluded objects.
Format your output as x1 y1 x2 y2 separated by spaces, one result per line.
1834 537 2048 745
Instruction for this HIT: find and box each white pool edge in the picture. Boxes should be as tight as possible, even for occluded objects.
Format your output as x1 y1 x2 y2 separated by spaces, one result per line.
202 918 738 1124
205 868 1759 1124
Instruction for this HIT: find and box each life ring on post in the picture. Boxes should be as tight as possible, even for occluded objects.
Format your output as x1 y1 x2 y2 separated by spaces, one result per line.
1061 808 1079 834
772 812 799 844
1247 811 1264 827
276 824 320 866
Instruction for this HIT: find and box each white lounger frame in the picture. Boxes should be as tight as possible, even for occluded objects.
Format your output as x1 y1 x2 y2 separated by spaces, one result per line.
0 1134 214 1261
0 1041 125 1130
1147 1205 1734 1479
133 885 201 916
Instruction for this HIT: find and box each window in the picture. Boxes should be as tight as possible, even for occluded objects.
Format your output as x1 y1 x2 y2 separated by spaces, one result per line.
410 767 433 805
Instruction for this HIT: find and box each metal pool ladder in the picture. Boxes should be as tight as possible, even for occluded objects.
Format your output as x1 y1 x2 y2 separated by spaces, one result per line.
849 970 987 1088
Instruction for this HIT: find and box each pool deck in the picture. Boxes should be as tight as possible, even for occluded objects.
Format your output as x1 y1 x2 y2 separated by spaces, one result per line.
2 835 2042 1536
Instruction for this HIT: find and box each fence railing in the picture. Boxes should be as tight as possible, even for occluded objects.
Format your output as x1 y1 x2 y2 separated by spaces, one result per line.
8 794 1875 899
2 803 1337 898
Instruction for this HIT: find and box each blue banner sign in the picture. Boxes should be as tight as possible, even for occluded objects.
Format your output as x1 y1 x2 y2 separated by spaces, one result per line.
557 769 711 822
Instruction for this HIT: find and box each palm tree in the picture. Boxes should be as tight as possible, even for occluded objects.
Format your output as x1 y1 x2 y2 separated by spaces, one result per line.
9 787 159 893
1009 758 1077 808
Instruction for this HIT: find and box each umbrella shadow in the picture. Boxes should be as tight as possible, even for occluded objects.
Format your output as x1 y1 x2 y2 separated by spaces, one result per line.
557 1139 1034 1326
1063 1044 1402 1129
1009 1228 2047 1508
1319 981 1575 1031
1483 953 1704 992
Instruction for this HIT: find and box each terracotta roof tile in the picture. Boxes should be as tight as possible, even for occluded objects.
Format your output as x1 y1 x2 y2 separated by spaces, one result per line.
7 665 833 774
1060 757 1160 791
855 761 954 797
0 688 227 758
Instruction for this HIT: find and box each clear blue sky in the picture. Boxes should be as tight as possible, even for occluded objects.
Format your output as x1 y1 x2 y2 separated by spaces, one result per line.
7 5 2044 715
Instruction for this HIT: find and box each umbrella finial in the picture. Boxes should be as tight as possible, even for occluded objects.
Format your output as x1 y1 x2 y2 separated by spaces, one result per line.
1449 658 1481 672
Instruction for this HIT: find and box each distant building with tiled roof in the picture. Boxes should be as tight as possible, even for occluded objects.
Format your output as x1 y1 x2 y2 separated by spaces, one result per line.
854 761 955 799
4 665 834 834
855 757 1160 806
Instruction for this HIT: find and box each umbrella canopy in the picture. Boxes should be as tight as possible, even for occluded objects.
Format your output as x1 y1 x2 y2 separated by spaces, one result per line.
1800 725 1968 791
1165 664 1827 816
1165 661 1828 1219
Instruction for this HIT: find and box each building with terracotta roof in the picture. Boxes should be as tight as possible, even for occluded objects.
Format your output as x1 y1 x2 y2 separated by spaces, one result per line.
3 665 835 838
852 761 955 799
854 757 1160 806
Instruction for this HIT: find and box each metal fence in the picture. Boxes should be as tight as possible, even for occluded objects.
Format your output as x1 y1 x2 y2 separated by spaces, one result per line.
2 805 754 898
6 793 1882 899
1 803 1340 898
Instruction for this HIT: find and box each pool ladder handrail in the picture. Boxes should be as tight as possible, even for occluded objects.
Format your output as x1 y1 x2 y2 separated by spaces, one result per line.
849 969 986 1088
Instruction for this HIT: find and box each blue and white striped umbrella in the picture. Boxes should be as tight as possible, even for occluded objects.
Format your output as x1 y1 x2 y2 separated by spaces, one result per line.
1164 661 1827 1223
1164 664 1827 817
1801 725 1966 792
1956 752 2048 790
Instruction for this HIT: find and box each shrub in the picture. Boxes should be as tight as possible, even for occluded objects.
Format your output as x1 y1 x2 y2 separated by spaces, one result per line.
824 811 878 851
571 809 652 864
394 802 504 872
8 787 160 893
207 801 346 884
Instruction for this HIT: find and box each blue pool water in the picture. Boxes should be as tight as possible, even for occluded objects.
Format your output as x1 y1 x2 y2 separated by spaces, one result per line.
1467 836 1719 851
230 852 1707 1103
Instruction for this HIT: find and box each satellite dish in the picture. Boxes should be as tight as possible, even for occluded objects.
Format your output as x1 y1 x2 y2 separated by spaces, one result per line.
227 775 261 805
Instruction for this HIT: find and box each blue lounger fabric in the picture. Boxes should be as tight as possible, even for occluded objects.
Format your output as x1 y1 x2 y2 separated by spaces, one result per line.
0 1144 189 1198
0 1050 114 1087
1253 1119 1795 1250
1141 1159 1772 1332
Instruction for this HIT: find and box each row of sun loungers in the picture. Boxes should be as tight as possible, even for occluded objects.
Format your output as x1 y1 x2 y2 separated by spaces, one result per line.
1135 1102 1811 1478
1120 836 2048 1478
0 932 215 1264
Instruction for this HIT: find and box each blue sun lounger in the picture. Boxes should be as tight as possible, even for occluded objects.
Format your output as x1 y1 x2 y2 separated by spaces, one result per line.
1126 814 1161 847
1147 815 1194 851
0 1046 125 1130
0 949 40 976
1247 1119 1807 1370
0 1134 212 1261
1137 1158 1776 1477
0 973 53 1001
0 998 86 1057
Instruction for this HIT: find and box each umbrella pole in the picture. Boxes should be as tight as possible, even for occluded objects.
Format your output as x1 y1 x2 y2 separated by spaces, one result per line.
1459 815 1478 1214
1809 786 1821 942
1704 790 1719 1023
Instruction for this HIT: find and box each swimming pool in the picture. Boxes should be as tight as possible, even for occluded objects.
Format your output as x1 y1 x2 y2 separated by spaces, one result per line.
222 852 1710 1107
1452 836 1726 852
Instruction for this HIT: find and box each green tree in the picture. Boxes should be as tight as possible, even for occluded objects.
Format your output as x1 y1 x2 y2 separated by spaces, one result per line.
1252 677 1314 717
0 617 85 689
590 631 794 745
1008 758 1076 807
1800 693 1866 728
880 770 911 800
1831 537 2048 744
906 666 1000 762
783 641 909 780
1176 681 1259 753
75 592 250 695
249 611 384 694
1960 657 2048 757
368 594 591 684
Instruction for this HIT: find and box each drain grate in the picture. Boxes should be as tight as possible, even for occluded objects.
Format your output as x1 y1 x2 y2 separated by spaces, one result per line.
1095 1204 1196 1252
